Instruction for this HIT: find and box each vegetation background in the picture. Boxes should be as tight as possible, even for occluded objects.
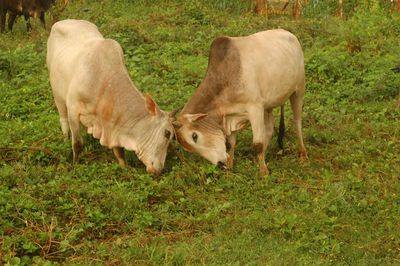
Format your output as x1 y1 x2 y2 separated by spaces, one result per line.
1 0 400 264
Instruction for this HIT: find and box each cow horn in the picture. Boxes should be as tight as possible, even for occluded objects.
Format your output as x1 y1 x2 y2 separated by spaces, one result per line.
169 106 182 118
172 121 182 129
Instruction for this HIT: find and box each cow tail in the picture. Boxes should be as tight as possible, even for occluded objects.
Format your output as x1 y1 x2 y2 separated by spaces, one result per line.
277 105 285 150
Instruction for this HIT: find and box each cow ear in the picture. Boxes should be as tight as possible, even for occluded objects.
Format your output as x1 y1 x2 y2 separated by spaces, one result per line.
182 113 208 123
145 93 160 116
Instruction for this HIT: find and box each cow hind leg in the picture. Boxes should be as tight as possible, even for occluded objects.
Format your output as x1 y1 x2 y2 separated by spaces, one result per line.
113 147 127 166
54 98 69 141
226 131 237 169
67 109 83 164
248 105 268 175
290 91 307 160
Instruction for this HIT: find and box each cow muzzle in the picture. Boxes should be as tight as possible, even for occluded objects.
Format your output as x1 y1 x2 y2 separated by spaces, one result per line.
146 165 161 176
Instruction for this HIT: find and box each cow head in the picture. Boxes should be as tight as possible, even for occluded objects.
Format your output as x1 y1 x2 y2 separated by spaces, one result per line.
174 113 228 167
133 94 179 175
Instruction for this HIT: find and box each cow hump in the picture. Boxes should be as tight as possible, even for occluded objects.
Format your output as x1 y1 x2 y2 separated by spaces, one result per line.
209 36 232 65
181 36 242 115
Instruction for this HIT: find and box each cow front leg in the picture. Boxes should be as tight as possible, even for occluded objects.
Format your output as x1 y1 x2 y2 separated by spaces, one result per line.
226 131 237 168
113 147 127 166
248 105 268 175
263 108 275 159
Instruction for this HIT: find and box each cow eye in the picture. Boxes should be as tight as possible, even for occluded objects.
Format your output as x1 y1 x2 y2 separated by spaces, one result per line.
165 130 171 139
192 132 198 143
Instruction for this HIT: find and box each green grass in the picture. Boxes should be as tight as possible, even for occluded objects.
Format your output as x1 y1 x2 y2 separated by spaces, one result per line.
1 0 400 264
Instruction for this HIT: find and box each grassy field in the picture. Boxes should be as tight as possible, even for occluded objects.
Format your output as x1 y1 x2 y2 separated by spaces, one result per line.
1 0 400 264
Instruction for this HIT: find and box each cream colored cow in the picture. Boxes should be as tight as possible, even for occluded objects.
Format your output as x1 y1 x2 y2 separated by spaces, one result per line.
47 19 177 175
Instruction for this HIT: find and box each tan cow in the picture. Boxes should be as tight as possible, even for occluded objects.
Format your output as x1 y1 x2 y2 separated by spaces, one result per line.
47 19 177 175
174 29 307 175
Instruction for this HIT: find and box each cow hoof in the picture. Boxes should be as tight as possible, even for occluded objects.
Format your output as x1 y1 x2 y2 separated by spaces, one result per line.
299 150 308 161
226 158 234 169
118 160 127 167
260 167 269 176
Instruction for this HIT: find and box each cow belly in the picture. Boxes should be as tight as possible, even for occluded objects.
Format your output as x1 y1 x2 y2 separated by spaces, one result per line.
237 32 304 108
260 84 298 108
238 70 303 109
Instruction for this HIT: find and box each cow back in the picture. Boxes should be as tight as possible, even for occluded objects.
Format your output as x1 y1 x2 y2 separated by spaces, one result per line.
233 29 305 107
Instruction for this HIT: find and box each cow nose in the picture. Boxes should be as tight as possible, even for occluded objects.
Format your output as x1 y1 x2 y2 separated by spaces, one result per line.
146 166 160 176
217 161 226 168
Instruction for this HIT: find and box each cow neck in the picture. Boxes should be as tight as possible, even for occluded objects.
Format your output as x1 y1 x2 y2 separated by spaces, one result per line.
197 116 224 137
103 73 152 141
181 78 224 125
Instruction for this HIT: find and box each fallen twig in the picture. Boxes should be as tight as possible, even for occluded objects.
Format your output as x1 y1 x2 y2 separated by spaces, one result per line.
0 146 61 162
